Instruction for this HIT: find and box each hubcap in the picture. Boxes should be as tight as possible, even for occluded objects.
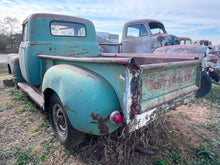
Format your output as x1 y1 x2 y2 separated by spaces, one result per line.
53 104 67 138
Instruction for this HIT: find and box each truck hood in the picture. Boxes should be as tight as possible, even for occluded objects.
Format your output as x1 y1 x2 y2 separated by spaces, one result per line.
154 44 208 56
153 44 220 69
154 33 180 46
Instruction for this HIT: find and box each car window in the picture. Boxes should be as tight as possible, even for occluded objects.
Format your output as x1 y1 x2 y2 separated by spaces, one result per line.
127 24 148 37
51 21 86 37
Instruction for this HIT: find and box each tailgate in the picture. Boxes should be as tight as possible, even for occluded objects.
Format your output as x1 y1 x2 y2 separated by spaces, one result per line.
126 59 201 132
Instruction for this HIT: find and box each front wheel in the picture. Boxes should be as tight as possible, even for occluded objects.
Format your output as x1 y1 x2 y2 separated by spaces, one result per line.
49 93 85 149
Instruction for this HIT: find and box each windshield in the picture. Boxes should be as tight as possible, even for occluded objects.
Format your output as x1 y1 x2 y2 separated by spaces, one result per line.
149 22 166 34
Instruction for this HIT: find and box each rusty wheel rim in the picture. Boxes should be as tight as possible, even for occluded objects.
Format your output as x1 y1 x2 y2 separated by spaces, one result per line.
53 104 67 138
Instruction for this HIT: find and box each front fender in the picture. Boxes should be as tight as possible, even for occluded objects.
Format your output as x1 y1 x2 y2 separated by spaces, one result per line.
42 64 121 135
7 54 25 83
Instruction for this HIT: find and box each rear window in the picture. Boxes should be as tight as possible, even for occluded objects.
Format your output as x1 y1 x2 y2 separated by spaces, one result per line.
50 21 86 37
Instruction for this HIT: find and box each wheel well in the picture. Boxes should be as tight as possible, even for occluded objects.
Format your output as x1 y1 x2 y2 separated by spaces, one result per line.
43 88 56 112
8 64 11 74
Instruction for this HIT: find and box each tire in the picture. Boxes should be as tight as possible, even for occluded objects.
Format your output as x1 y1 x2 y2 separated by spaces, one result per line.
8 65 12 74
196 71 212 98
49 93 85 149
209 70 220 82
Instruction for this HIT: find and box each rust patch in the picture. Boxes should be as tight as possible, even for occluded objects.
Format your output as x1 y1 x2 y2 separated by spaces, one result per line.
129 65 142 119
90 112 109 134
30 27 35 40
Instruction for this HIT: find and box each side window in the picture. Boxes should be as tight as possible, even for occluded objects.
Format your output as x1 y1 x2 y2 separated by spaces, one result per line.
127 24 147 37
51 21 86 37
22 23 28 42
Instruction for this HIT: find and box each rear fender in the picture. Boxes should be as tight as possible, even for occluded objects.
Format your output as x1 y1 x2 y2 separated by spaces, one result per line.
42 64 121 135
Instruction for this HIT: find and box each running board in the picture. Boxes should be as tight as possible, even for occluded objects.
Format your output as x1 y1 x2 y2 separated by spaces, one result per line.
18 83 43 108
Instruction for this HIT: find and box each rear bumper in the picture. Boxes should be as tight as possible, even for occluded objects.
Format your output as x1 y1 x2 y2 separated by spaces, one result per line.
127 91 196 133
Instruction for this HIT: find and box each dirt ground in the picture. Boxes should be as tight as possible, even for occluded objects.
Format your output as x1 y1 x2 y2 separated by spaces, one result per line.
0 67 219 165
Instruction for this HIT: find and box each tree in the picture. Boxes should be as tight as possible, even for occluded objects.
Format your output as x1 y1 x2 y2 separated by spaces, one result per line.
3 16 19 49
0 20 9 51
0 39 7 50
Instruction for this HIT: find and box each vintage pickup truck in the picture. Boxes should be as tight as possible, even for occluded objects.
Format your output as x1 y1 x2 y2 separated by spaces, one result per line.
8 13 204 149
99 19 180 53
98 20 217 94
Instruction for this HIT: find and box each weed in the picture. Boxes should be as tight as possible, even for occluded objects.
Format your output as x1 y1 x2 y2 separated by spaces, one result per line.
29 125 40 133
198 124 218 133
43 142 56 155
0 87 6 91
14 107 24 113
39 122 49 128
156 160 167 165
16 151 33 165
39 154 46 161
203 84 220 107
26 116 31 122
196 145 216 161
9 88 27 102
22 102 35 112
212 137 220 145
0 105 4 112
171 154 181 164
31 146 39 156
0 149 12 163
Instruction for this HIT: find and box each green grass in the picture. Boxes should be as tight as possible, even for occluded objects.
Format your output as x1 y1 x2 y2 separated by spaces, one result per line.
16 151 33 165
203 84 220 107
9 88 28 102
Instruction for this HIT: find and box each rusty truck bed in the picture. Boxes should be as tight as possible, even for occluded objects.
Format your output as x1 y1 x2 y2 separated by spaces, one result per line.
38 53 201 132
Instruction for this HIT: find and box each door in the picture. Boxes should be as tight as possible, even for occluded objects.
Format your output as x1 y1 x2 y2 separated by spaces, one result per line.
19 22 28 81
122 24 151 53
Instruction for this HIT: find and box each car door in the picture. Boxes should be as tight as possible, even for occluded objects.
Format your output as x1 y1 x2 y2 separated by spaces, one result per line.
121 24 150 53
19 22 28 81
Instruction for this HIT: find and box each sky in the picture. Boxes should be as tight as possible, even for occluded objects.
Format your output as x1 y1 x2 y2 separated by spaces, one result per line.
0 0 220 45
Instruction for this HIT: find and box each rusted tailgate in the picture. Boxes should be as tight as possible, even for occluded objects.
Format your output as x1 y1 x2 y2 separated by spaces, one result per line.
140 60 200 112
127 58 201 132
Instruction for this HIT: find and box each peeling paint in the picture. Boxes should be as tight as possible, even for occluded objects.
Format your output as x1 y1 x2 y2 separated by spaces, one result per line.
90 112 110 134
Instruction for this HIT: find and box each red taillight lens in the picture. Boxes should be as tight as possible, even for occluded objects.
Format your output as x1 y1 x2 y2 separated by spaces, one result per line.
110 111 123 124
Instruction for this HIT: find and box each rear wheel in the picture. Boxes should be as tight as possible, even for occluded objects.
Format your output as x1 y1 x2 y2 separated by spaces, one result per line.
209 70 220 82
196 71 212 97
49 93 85 149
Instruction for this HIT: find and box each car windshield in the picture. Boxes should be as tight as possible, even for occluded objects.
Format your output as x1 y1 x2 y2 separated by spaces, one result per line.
149 22 166 34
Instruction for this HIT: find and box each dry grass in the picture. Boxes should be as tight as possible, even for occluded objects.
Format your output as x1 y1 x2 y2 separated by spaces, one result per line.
0 63 219 165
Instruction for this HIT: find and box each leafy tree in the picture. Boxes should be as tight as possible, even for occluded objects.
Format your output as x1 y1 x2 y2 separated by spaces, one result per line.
3 16 19 49
0 16 21 51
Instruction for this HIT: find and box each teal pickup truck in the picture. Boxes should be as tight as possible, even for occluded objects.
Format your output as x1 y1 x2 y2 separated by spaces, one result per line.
8 13 204 149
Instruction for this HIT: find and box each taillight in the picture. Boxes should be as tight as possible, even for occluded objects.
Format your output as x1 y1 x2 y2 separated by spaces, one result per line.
110 111 123 124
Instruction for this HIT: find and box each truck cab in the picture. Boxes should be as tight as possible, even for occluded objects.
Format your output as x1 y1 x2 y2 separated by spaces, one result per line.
121 19 179 53
19 13 100 86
